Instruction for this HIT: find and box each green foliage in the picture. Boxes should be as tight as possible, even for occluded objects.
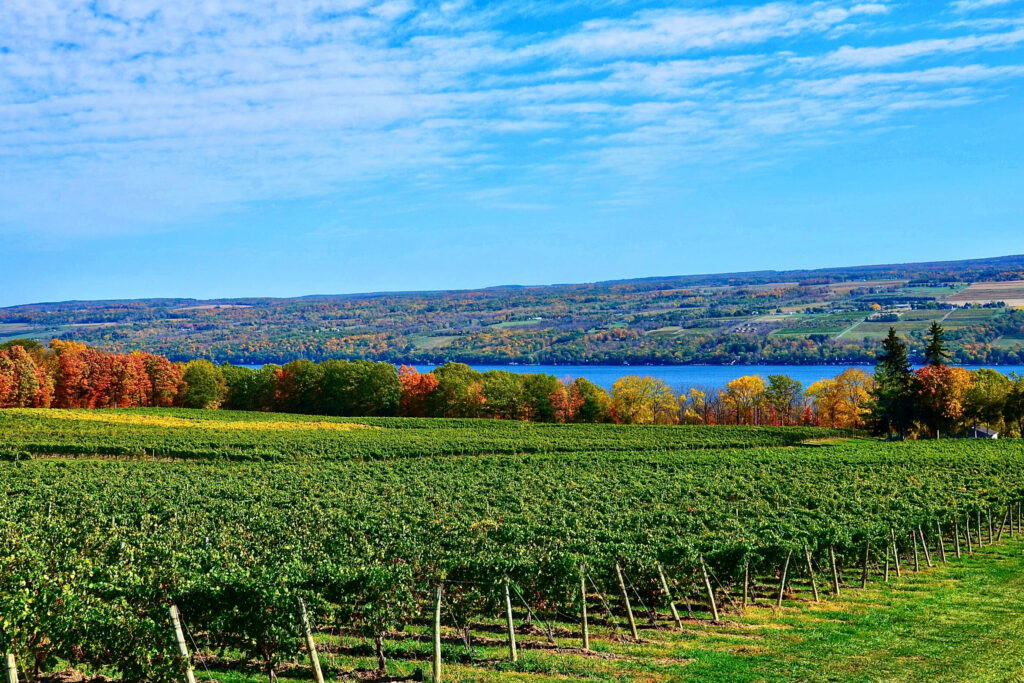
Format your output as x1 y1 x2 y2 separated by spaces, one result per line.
925 322 951 367
2 409 1024 680
181 360 226 409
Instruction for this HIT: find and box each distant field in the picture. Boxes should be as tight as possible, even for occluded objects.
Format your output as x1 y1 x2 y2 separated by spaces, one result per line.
948 281 1024 307
827 279 907 294
414 335 459 350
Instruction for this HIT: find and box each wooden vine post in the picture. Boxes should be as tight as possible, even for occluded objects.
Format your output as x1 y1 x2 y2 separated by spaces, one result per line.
977 511 983 547
168 605 197 683
580 566 590 651
803 546 819 603
883 542 890 583
776 550 792 608
911 530 920 572
890 528 901 577
657 563 683 628
298 599 325 683
996 506 1010 542
503 579 518 663
742 563 749 609
433 585 443 683
936 521 947 564
861 540 870 589
953 519 962 559
5 653 17 683
918 526 933 568
829 547 841 597
700 555 720 622
615 563 639 640
988 508 994 545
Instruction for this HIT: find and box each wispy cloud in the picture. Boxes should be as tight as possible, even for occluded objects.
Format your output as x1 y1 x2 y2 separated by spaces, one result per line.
0 0 1021 236
951 0 1017 12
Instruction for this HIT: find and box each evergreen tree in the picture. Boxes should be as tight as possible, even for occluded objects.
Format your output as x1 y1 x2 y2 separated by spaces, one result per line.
869 327 915 438
924 321 950 366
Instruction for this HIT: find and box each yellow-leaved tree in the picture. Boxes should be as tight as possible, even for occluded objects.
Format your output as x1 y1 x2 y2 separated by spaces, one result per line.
610 376 680 425
806 368 875 429
722 375 766 425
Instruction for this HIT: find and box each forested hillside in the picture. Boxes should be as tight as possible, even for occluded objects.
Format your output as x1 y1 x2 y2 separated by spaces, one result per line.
3 255 1024 365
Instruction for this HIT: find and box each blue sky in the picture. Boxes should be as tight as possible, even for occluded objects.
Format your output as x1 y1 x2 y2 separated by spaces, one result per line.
1 0 1022 307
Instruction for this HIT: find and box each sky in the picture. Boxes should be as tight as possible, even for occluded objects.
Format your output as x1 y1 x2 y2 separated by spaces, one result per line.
1 0 1022 307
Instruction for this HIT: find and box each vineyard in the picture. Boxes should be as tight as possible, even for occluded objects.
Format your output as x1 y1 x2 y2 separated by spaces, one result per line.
2 409 1024 682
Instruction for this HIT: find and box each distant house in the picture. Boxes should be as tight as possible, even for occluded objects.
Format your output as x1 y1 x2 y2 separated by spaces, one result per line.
967 425 999 439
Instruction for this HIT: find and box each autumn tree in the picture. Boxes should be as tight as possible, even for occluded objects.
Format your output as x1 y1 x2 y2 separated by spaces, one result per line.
763 374 803 425
274 360 323 414
567 377 612 423
398 365 438 417
142 353 184 407
964 368 1011 431
681 388 707 424
610 376 679 425
522 373 566 423
721 375 766 425
914 364 973 438
1005 375 1024 437
806 369 874 429
0 344 51 408
428 363 484 418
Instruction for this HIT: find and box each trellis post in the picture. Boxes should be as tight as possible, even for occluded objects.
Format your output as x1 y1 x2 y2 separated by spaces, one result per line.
700 555 720 622
657 563 683 629
299 599 325 683
5 653 17 683
996 506 1009 542
911 530 920 572
829 547 841 597
580 566 590 650
936 521 947 564
953 518 961 559
890 527 901 577
803 546 819 603
918 526 933 568
615 563 639 640
503 579 518 662
433 584 442 683
776 550 792 608
861 540 870 589
168 605 197 683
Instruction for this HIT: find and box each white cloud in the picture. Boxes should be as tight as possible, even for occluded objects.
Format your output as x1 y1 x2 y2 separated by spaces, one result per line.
0 0 1022 235
951 0 1017 11
823 27 1024 67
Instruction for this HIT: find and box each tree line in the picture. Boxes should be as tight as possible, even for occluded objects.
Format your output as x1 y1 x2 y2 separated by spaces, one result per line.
1 328 1022 435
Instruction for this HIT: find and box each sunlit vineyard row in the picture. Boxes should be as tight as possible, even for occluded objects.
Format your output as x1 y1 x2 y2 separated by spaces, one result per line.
1 409 1022 681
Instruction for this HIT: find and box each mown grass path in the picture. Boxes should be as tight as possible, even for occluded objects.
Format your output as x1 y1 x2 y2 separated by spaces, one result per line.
691 538 1024 682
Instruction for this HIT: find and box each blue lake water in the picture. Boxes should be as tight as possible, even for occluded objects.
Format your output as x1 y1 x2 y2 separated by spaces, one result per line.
411 364 1024 391
240 362 1024 391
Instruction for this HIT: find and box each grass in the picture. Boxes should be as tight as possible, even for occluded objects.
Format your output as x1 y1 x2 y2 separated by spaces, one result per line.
195 538 1024 682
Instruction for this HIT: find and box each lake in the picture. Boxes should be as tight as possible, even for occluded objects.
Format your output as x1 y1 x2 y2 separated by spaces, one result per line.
411 363 1024 391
